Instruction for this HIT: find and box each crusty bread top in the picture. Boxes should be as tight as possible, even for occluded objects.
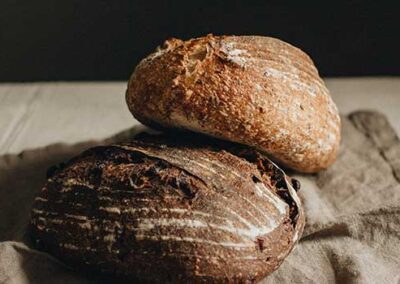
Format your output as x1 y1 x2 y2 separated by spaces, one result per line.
126 35 341 172
31 133 304 283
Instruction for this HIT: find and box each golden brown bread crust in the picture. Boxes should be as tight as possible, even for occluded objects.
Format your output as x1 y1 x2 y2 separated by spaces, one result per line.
126 35 341 173
31 133 304 283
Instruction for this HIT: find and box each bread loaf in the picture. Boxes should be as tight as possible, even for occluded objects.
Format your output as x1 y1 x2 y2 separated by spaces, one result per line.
126 35 341 172
30 133 304 283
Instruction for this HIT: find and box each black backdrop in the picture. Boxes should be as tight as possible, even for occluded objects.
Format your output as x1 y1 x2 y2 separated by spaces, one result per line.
1 0 399 82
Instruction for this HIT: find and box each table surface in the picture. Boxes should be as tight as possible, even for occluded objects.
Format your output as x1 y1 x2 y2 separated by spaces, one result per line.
1 77 399 155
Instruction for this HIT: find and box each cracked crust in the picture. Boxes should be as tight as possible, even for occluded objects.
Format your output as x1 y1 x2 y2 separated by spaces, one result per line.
126 35 341 173
31 133 304 283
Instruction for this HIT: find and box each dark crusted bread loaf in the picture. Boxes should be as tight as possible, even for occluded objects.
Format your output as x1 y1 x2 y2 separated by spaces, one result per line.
126 35 341 173
30 133 304 283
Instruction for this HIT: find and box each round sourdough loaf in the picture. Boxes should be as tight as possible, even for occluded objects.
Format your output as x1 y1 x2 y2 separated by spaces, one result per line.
30 134 304 283
126 35 341 172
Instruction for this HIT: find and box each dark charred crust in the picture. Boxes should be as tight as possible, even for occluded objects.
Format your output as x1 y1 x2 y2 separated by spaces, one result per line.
291 178 301 191
131 133 302 223
46 162 66 178
31 133 304 283
219 145 301 226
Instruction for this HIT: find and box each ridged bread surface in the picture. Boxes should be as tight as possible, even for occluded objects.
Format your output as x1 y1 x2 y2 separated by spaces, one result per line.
126 35 341 172
31 135 304 283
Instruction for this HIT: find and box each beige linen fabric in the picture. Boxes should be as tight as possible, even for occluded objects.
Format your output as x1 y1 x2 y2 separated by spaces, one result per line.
0 112 399 283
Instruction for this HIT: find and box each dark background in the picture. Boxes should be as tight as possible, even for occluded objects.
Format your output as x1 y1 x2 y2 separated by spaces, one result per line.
0 0 399 82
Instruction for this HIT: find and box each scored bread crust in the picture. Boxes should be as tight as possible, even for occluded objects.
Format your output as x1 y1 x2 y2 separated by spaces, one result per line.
126 35 341 173
31 134 304 283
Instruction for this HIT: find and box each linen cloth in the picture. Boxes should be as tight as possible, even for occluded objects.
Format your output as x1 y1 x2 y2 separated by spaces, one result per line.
0 112 399 283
